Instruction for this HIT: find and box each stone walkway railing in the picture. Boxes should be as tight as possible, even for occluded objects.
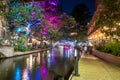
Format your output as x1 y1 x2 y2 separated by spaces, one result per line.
0 47 50 59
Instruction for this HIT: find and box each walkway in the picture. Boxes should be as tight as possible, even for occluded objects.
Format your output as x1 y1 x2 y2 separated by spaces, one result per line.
72 54 120 80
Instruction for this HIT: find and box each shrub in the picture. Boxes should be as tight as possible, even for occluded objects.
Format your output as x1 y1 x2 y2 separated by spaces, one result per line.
20 45 27 52
14 44 27 52
105 40 120 56
17 37 25 44
14 44 19 51
96 39 120 56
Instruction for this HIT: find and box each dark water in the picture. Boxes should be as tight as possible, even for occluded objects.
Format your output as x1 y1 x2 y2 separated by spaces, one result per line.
0 47 76 80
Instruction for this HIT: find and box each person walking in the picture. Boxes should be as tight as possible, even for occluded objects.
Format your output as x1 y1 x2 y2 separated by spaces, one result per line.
88 42 93 54
83 44 88 55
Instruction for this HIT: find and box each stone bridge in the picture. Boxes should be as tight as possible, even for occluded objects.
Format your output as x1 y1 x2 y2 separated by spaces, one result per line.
0 46 14 57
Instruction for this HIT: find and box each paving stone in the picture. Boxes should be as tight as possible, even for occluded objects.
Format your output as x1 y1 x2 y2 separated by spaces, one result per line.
72 54 120 80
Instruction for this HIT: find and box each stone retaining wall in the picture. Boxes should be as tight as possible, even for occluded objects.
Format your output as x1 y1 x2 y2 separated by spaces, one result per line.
0 46 14 57
0 48 49 59
93 49 120 66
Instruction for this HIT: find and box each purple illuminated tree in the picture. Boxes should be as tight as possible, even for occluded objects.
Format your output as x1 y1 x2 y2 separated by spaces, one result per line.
42 0 63 41
45 0 61 15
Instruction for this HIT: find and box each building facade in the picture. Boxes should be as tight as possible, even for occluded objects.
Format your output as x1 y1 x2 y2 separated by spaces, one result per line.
87 0 106 45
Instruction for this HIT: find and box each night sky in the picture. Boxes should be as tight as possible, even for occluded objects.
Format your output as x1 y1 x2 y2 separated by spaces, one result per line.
59 0 95 15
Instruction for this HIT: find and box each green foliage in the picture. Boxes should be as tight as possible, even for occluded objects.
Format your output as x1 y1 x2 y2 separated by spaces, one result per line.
48 28 62 41
19 45 27 52
0 1 46 38
0 1 7 15
60 4 90 41
14 36 27 51
96 39 120 56
59 14 78 40
17 37 25 45
14 44 27 52
71 3 92 26
14 44 19 51
95 0 120 38
60 15 77 32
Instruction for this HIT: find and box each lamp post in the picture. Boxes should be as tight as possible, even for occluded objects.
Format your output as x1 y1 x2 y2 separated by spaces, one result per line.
74 40 80 76
70 31 80 76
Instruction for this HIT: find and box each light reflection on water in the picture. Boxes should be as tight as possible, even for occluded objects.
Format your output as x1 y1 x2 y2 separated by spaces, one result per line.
22 68 31 80
14 66 21 80
35 67 40 80
0 47 76 80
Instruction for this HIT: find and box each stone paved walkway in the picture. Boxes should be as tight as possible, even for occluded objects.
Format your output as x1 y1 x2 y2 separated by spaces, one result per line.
71 54 120 80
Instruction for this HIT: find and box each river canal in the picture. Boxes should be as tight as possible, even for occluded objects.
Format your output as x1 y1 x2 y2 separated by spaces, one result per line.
0 46 76 80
